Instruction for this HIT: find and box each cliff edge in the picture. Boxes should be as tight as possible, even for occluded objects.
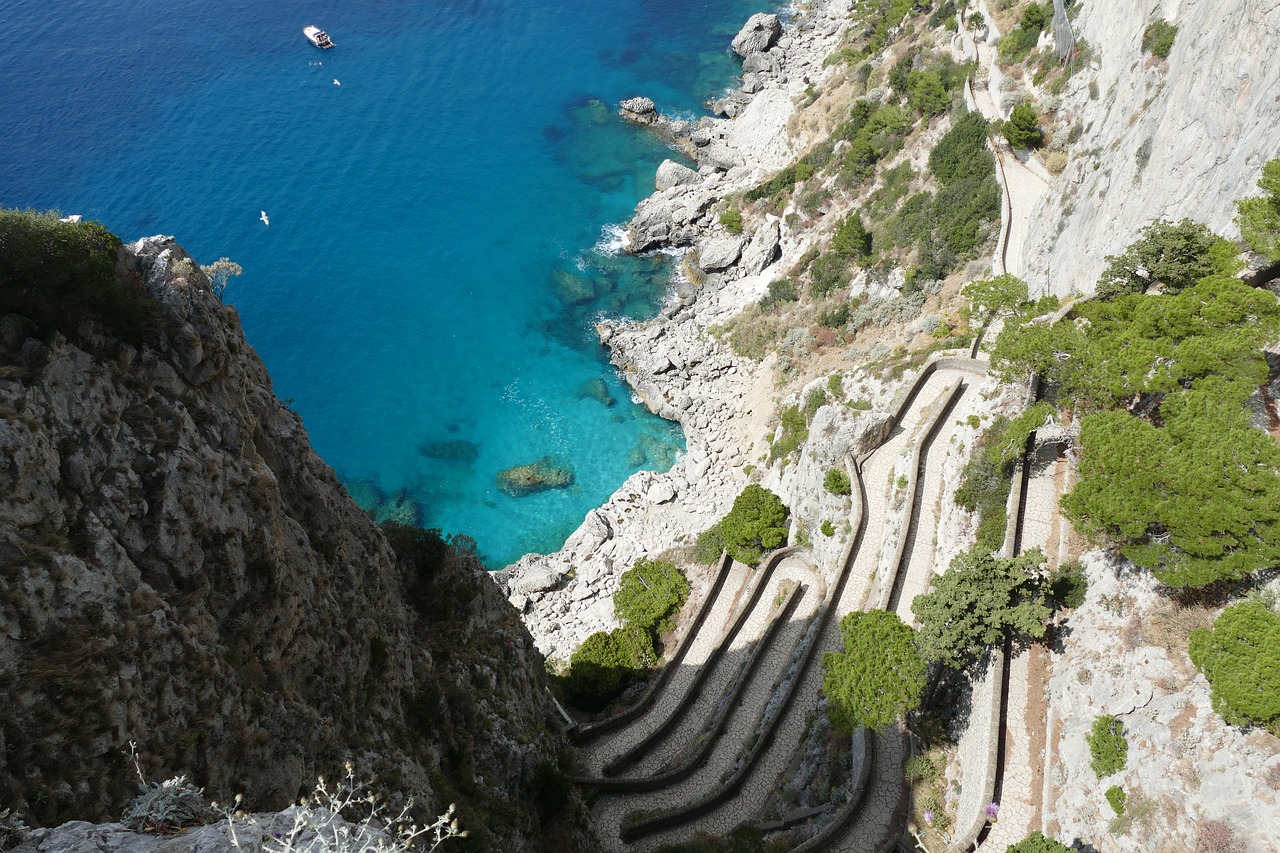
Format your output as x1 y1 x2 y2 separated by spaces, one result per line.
0 230 579 850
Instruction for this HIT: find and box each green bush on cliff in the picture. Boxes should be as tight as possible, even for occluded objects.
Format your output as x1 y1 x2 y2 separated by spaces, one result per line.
1142 19 1177 59
1189 600 1280 733
1235 157 1280 262
1006 832 1073 853
0 208 153 342
823 611 927 732
1087 714 1128 778
911 548 1051 670
696 485 790 567
1095 218 1240 300
613 558 690 636
824 468 852 496
558 624 657 710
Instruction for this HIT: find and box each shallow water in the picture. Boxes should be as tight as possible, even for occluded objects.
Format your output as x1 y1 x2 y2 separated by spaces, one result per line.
1 0 773 566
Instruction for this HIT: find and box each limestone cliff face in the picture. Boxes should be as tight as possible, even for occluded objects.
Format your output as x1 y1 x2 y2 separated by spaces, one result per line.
1021 0 1280 295
0 237 573 850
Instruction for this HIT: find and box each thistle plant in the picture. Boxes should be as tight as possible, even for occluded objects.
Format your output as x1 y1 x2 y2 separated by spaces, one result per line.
216 763 466 853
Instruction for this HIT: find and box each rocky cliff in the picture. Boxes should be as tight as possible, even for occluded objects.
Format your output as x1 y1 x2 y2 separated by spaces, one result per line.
0 235 578 850
1021 0 1280 295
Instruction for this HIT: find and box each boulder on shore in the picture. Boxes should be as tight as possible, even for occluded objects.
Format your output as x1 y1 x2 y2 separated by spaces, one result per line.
497 456 575 497
731 13 782 58
619 96 659 125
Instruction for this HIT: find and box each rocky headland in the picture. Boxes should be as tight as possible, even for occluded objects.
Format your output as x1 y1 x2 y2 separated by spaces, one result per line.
0 235 584 850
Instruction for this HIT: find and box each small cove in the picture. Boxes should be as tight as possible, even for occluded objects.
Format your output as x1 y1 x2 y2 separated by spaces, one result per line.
1 0 777 567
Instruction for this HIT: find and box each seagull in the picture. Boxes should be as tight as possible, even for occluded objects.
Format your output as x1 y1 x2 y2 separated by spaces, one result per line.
260 210 270 227
333 79 341 86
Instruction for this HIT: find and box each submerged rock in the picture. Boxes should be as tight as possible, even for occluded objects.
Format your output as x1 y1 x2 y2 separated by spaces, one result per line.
374 490 424 526
575 377 617 407
497 456 575 497
550 268 598 306
417 438 480 464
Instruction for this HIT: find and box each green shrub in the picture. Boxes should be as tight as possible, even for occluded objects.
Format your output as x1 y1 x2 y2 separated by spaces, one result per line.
802 387 827 422
824 468 852 496
1189 600 1280 733
0 208 153 343
769 405 809 463
1235 158 1280 262
820 520 836 537
1049 560 1088 609
823 611 927 731
830 213 873 262
1002 103 1043 149
1088 714 1128 778
827 373 845 400
760 277 798 309
1142 19 1177 58
693 525 727 564
613 558 690 635
907 70 950 118
1006 831 1073 853
712 485 790 566
816 303 851 329
911 548 1051 670
720 209 744 234
1096 218 1239 299
1106 785 1127 816
560 624 657 709
904 753 940 783
998 3 1050 61
809 251 851 297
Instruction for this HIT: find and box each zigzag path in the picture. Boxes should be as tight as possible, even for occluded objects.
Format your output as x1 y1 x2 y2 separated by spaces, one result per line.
578 362 993 851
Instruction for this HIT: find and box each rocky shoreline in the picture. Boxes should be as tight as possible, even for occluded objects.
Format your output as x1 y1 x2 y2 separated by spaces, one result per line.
495 0 855 661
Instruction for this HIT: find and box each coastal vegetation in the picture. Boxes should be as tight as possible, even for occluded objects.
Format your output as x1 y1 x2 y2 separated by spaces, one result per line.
1235 157 1280 262
1006 832 1073 853
694 485 790 566
0 208 152 343
1087 714 1128 778
556 557 691 710
612 558 691 636
1142 18 1178 59
1188 599 1280 734
822 611 927 731
912 549 1052 669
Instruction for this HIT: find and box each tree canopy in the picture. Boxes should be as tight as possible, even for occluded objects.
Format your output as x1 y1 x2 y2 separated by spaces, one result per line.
1002 103 1042 149
1095 218 1240 299
613 558 690 635
702 485 791 566
911 548 1051 669
1062 380 1280 588
963 273 1028 327
822 611 927 732
0 208 151 342
1189 600 1280 733
1236 157 1280 262
991 275 1280 414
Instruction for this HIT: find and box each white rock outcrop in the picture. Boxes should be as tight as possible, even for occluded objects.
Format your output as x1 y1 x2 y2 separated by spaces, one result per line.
1020 0 1280 295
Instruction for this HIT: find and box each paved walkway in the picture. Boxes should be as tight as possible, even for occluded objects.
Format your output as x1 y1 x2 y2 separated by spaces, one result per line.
973 442 1065 851
583 366 986 851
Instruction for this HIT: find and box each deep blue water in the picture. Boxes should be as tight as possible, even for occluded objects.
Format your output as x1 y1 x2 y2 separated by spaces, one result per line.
1 0 774 567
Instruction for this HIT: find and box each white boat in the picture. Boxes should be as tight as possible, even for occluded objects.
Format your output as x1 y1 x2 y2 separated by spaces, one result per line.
303 26 334 49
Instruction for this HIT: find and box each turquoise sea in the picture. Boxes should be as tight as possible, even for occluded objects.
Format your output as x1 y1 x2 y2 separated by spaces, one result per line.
1 0 775 566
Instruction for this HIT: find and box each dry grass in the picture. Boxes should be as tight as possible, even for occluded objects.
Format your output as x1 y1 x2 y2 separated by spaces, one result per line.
1141 600 1215 671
